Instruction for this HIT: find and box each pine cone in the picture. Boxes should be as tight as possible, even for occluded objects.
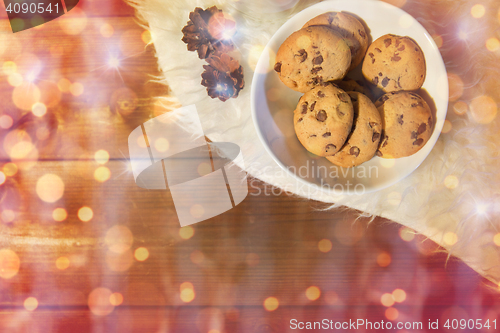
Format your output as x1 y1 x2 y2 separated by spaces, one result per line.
201 53 244 102
181 6 234 59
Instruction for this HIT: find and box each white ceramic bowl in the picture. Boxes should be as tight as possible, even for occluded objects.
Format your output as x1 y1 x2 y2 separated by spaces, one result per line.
251 0 448 194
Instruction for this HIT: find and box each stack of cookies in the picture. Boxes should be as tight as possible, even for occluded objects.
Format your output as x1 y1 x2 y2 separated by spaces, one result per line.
273 11 434 167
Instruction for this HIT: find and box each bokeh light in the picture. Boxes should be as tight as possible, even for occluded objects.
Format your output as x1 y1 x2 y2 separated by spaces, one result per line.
94 166 111 182
208 12 236 40
95 150 110 164
36 174 64 203
443 232 458 246
180 282 195 303
56 256 70 270
453 101 468 115
58 78 71 93
1 210 15 223
2 61 17 75
24 297 38 311
392 289 406 303
31 102 47 117
134 247 149 261
52 208 68 222
318 239 332 253
264 296 279 311
0 171 5 186
141 30 152 44
100 24 114 38
377 252 391 267
154 138 169 152
59 8 87 35
385 307 399 320
381 293 395 307
78 207 93 222
120 29 145 57
191 250 205 265
470 95 497 124
8 73 23 87
179 226 194 240
486 38 500 52
0 115 13 129
88 287 114 316
444 175 459 189
441 120 452 134
3 163 18 177
70 82 84 96
105 225 133 254
13 83 41 110
471 4 485 18
105 250 133 272
248 45 275 73
0 249 20 279
306 286 321 301
493 233 500 246
109 292 123 306
325 290 339 305
399 227 415 242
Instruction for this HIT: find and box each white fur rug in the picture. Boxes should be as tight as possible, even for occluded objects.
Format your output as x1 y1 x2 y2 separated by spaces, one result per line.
128 0 500 284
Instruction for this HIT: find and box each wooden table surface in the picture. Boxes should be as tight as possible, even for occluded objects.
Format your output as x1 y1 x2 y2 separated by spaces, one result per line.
0 0 499 332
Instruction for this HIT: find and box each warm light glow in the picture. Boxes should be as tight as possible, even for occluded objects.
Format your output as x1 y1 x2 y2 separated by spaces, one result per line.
134 247 149 261
3 163 18 177
0 115 13 129
52 208 68 222
190 204 204 218
248 45 275 73
458 31 468 41
325 290 339 305
191 250 205 264
197 162 212 176
493 233 500 246
141 30 152 44
443 232 458 246
0 171 5 186
70 82 84 96
105 225 133 254
2 61 17 75
444 175 459 189
109 292 123 306
306 286 321 301
154 138 169 152
476 203 488 215
8 73 23 87
318 239 333 253
56 256 70 270
387 191 401 206
380 157 395 168
180 282 195 303
471 4 485 18
37 127 50 141
486 38 500 52
245 253 259 266
59 7 87 35
0 249 20 279
24 297 38 311
208 12 236 40
441 120 452 134
1 210 15 223
78 207 93 222
453 101 468 115
377 252 391 267
392 289 406 303
105 250 133 272
36 174 64 203
100 24 114 38
399 227 415 242
88 287 114 316
385 307 399 321
58 78 71 93
94 166 111 182
137 135 147 148
381 293 395 307
31 102 47 117
13 83 41 110
447 73 464 102
470 95 497 124
108 57 120 68
94 150 110 164
263 297 279 311
179 226 195 240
